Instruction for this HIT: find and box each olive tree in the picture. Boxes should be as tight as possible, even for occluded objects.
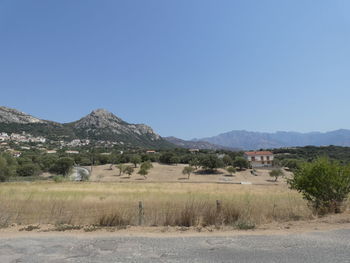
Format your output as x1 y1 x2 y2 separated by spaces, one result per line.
130 154 141 168
269 169 284 182
116 164 126 176
182 166 195 179
124 166 134 178
226 166 236 176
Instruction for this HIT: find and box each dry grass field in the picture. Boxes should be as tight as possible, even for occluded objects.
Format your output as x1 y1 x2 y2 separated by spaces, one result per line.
0 164 347 231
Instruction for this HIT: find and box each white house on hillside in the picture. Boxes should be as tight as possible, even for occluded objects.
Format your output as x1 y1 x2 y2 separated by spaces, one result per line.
244 151 274 168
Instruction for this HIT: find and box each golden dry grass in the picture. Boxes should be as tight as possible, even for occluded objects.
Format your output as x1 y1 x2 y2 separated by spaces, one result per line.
0 181 313 228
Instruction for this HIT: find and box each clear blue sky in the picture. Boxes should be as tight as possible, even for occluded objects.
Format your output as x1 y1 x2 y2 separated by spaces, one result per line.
1 0 350 139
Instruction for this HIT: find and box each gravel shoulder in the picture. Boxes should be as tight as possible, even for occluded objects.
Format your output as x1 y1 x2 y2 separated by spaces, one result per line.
1 228 350 263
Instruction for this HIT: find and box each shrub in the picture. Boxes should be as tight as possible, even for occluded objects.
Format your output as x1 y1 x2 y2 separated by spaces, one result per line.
98 213 131 227
288 158 350 214
53 175 65 183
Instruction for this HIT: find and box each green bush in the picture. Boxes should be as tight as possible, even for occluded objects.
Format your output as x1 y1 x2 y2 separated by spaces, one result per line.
53 175 65 183
0 154 17 182
17 163 40 177
49 157 74 176
288 158 350 214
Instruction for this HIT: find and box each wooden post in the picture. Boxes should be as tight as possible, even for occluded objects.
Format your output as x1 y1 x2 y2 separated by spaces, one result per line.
216 200 221 214
138 201 144 226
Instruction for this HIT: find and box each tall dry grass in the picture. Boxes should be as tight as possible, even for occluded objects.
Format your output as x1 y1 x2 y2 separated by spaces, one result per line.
0 181 314 228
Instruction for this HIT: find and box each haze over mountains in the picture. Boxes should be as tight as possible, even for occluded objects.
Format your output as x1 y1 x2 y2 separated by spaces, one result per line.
195 130 350 150
1 106 350 150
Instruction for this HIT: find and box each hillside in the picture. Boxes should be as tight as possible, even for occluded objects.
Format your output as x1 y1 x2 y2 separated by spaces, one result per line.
0 106 173 149
198 130 350 150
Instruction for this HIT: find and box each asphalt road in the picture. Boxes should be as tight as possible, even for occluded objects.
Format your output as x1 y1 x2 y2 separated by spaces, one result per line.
1 229 350 263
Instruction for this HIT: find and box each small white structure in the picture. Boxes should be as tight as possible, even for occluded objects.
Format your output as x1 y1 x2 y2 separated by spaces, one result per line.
70 166 91 181
244 151 274 168
65 150 79 154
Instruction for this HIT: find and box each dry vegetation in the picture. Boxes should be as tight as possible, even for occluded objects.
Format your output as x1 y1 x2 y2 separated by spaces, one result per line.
0 180 314 229
2 164 348 231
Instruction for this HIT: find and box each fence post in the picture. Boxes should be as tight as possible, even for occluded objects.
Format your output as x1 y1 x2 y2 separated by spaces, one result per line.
216 200 222 214
138 201 144 226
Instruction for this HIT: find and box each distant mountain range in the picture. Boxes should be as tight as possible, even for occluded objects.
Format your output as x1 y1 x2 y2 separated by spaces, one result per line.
195 130 350 150
164 136 239 151
0 106 172 149
2 106 350 150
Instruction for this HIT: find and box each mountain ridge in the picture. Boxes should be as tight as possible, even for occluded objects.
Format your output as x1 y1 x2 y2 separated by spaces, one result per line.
0 106 172 148
197 129 350 150
164 136 240 151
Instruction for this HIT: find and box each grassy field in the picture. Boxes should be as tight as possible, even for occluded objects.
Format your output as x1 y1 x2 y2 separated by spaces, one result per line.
0 181 313 228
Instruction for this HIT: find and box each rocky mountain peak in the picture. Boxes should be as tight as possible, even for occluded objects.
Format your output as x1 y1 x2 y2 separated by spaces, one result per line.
0 106 44 124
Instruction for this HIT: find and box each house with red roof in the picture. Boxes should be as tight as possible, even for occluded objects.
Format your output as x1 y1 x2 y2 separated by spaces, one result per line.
244 151 274 168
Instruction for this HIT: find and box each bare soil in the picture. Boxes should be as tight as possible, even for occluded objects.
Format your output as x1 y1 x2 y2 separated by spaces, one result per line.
89 163 292 185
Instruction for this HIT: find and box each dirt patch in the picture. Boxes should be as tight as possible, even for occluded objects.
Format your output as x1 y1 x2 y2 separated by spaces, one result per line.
88 163 292 185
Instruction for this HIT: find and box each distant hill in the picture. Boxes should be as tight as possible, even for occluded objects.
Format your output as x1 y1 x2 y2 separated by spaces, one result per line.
0 106 173 149
197 130 350 150
164 136 240 151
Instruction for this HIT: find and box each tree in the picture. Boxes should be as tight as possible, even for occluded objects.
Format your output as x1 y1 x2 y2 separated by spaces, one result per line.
116 164 126 176
170 156 180 165
130 154 141 168
49 157 74 176
233 157 249 170
226 166 236 176
97 154 110 165
108 153 121 170
138 168 148 179
140 161 153 171
17 163 40 177
0 155 16 182
269 169 284 182
199 155 224 172
281 159 302 171
223 155 233 166
138 161 153 179
159 152 175 164
182 166 195 179
189 158 200 170
288 158 350 214
40 154 59 172
124 166 134 178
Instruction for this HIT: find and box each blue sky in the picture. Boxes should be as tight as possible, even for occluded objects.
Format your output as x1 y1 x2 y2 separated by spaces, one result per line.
1 0 350 139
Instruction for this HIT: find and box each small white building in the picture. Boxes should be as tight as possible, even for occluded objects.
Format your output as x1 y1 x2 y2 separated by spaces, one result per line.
244 151 274 168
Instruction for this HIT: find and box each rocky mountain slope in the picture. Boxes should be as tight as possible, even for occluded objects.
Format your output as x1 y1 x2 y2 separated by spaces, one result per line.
67 109 168 148
197 129 350 150
0 106 172 148
0 106 44 124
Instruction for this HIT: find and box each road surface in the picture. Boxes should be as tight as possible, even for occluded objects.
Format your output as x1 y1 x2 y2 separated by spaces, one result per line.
1 229 350 262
